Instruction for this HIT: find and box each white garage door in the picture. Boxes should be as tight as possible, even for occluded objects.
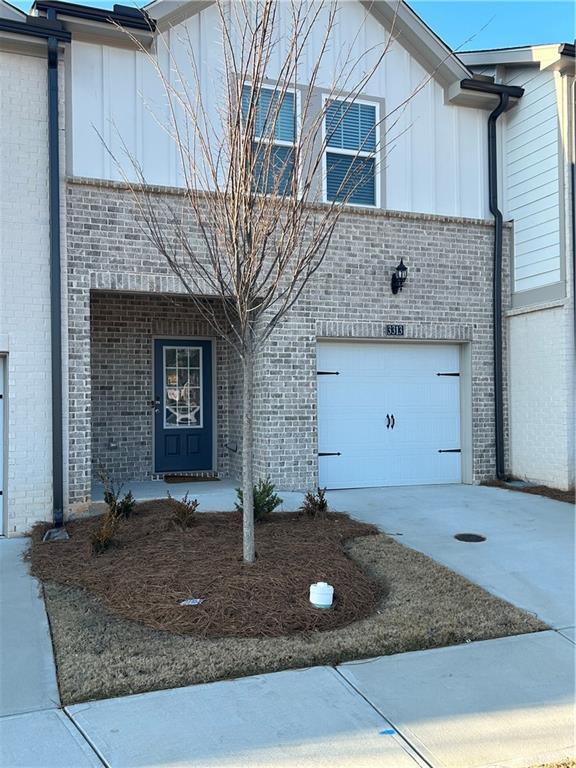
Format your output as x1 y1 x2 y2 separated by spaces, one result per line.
317 342 461 488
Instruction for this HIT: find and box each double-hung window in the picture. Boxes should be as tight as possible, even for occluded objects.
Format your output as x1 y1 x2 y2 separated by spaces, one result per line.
324 98 378 207
241 84 297 196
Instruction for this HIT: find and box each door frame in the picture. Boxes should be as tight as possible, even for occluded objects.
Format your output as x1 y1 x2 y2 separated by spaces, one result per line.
151 336 218 475
315 337 473 486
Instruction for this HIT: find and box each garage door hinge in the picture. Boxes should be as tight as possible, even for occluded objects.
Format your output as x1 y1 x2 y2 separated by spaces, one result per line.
317 371 340 375
436 372 460 377
438 449 461 453
319 452 341 457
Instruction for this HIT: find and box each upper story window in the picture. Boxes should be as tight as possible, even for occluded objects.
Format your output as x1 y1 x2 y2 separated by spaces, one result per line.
241 84 297 196
324 99 379 207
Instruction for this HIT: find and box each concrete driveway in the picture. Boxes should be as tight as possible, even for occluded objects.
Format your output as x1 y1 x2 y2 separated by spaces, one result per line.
326 483 575 629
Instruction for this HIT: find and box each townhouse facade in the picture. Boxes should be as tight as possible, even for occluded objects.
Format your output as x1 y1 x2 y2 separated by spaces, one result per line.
0 0 573 535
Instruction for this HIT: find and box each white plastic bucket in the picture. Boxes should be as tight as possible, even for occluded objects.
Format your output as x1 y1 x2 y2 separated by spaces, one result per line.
309 581 334 609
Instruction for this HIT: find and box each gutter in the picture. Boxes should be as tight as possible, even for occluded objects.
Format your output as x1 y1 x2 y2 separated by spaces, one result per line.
0 16 70 530
461 78 524 480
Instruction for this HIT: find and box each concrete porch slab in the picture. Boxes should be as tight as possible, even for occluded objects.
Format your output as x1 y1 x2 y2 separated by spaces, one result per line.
0 709 102 767
338 631 576 768
0 538 60 717
326 484 575 628
91 478 305 512
67 667 426 767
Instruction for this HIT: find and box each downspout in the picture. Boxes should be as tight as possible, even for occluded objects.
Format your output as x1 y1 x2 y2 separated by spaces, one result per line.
461 78 524 480
47 9 64 527
487 92 509 480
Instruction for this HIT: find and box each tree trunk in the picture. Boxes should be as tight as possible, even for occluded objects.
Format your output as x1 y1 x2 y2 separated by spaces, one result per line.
241 338 256 563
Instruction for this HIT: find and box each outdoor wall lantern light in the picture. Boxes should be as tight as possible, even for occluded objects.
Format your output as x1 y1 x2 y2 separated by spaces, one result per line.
391 259 408 295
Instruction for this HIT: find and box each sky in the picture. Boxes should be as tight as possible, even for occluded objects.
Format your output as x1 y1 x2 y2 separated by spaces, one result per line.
9 0 575 50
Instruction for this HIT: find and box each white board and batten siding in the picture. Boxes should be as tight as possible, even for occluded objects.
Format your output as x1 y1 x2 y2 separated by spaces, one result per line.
317 342 462 489
503 68 563 294
69 1 489 219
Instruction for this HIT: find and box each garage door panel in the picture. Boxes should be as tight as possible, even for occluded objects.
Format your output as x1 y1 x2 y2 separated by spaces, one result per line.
317 342 461 489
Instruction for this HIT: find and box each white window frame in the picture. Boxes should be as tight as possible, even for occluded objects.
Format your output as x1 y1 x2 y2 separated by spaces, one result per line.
242 82 301 197
163 345 203 430
321 94 380 209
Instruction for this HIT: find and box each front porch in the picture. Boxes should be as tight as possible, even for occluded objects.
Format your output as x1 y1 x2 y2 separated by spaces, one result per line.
89 290 243 490
91 477 306 511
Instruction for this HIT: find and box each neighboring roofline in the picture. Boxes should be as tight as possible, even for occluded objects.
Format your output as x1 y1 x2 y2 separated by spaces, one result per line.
0 14 71 42
33 0 155 30
0 0 27 20
30 0 155 46
460 43 575 74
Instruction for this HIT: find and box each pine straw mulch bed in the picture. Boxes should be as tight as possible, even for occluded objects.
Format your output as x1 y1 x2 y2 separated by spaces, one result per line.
484 480 575 505
28 501 547 705
29 504 381 637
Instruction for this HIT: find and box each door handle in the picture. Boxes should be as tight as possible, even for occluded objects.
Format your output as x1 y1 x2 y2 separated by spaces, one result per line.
391 414 395 429
386 414 390 429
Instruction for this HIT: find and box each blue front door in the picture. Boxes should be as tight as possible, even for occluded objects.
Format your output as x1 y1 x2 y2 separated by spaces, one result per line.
153 339 213 473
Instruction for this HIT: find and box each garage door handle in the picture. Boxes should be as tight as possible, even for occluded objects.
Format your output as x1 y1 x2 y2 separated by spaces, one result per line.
391 414 395 429
386 414 390 429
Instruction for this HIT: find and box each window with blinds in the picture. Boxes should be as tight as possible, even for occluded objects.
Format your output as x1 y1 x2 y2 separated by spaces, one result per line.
324 99 378 206
241 85 297 196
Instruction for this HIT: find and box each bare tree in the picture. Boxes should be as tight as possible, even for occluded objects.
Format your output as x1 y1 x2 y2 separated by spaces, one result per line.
115 0 423 563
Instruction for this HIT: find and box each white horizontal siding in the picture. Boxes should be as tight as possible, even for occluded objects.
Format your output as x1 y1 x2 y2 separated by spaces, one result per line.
69 1 489 219
503 67 561 294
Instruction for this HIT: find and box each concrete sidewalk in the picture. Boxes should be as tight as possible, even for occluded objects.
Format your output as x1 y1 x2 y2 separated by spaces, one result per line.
0 538 102 767
0 538 60 716
65 632 575 768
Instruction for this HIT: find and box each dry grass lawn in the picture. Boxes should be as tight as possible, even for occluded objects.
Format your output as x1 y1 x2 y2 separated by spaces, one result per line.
37 520 547 705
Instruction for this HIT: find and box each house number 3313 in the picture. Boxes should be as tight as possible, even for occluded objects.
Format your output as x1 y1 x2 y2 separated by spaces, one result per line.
386 324 405 336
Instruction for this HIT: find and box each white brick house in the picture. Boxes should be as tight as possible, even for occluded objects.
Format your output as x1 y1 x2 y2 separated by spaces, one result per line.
0 0 573 535
462 46 575 490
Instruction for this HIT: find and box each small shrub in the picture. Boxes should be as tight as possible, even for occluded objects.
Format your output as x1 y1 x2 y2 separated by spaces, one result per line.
300 487 329 518
91 510 119 555
168 491 199 530
99 467 135 519
235 478 283 522
116 491 136 519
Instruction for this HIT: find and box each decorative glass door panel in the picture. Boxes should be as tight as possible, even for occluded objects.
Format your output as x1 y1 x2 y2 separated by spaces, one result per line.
154 339 213 473
163 346 203 428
